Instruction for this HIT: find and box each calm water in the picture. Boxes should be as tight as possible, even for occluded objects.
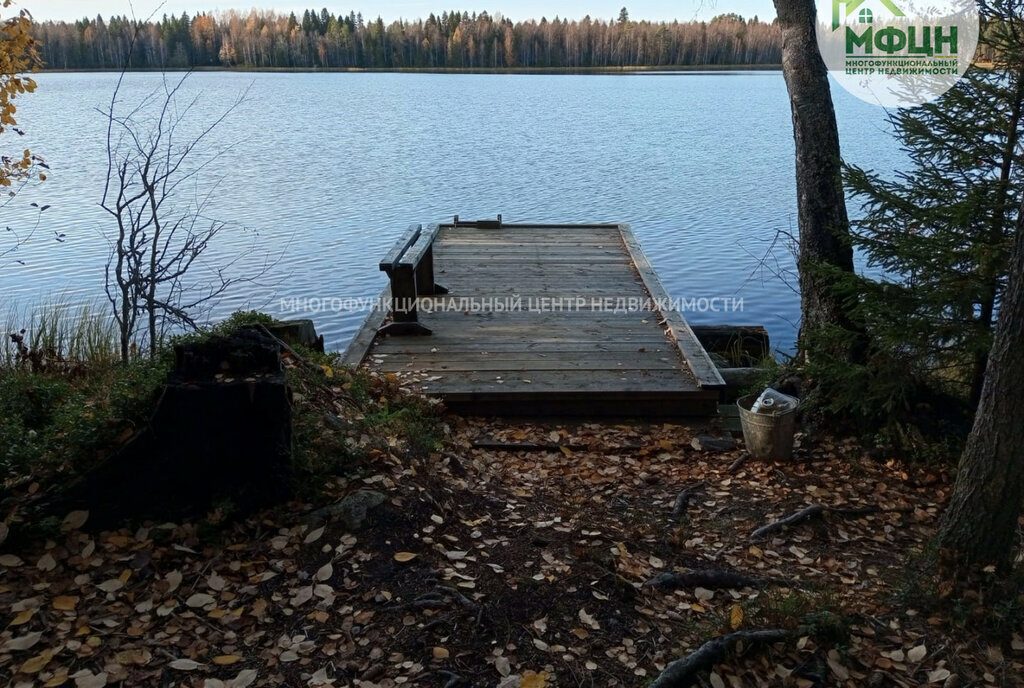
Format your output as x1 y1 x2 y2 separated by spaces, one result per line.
1 71 903 354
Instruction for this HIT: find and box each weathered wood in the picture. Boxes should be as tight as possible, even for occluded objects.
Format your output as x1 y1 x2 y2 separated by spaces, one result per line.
341 284 390 367
355 222 727 417
379 223 423 271
378 223 447 335
618 223 726 391
262 319 325 353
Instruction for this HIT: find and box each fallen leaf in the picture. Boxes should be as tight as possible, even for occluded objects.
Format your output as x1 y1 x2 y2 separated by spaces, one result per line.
186 593 216 608
208 572 227 591
20 649 53 674
62 510 89 531
115 648 151 665
97 578 124 593
73 671 108 688
165 570 183 593
304 526 325 544
578 608 600 630
522 670 549 688
214 655 242 665
393 552 417 562
3 631 42 651
730 604 744 630
928 669 952 683
908 645 927 663
37 553 56 571
432 647 450 659
694 587 715 602
226 669 258 688
53 595 80 611
827 655 849 681
314 562 333 581
169 659 205 670
11 608 35 625
0 553 23 567
495 656 511 676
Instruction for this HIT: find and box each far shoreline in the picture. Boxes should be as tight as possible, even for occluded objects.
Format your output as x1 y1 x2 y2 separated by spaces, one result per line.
37 64 783 75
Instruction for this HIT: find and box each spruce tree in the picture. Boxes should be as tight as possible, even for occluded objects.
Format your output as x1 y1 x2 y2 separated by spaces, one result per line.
843 47 1024 407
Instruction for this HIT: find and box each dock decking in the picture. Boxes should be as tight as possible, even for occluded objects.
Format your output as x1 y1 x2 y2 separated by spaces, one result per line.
343 221 725 417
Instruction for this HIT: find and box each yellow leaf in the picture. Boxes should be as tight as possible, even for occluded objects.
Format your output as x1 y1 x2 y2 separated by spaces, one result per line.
20 649 53 674
43 673 69 687
321 364 334 378
53 595 80 611
11 608 35 625
730 604 744 630
559 445 573 457
213 654 242 665
393 552 417 562
432 647 449 659
521 670 549 688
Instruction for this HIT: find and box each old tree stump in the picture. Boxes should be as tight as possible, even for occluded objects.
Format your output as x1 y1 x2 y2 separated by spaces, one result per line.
61 328 293 526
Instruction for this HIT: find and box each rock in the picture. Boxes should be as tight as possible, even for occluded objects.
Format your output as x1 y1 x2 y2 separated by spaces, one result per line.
690 434 736 452
310 490 387 531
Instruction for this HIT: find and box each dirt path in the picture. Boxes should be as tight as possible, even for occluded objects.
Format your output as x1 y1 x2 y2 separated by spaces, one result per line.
1 416 1021 687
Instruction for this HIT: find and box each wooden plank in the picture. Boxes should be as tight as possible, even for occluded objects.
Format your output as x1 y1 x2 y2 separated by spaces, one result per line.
376 358 682 372
369 341 674 353
379 223 422 270
358 221 722 417
398 223 442 269
396 368 696 391
370 350 680 362
618 223 726 390
341 284 390 367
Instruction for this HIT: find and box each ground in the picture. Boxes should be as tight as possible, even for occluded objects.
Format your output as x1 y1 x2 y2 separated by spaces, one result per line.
1 409 1023 687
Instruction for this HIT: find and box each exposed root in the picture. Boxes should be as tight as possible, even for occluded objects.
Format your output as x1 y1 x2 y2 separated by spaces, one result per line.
649 629 791 688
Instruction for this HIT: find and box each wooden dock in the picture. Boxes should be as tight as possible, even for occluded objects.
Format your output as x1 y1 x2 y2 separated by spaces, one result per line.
343 220 725 417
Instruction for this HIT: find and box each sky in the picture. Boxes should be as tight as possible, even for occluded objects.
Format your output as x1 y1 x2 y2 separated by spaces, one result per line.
22 1 779 24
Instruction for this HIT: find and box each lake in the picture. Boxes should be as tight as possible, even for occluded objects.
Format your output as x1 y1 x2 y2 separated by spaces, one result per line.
1 71 904 355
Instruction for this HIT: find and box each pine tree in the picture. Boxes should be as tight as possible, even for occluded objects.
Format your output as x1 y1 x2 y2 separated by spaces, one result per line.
843 58 1024 407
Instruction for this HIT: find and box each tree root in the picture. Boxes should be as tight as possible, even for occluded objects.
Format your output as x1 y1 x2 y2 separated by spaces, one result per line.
728 453 750 473
751 503 915 540
670 483 705 519
644 569 794 591
649 629 791 688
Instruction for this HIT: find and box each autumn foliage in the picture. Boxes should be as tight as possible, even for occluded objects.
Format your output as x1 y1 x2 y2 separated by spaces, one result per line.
0 0 41 188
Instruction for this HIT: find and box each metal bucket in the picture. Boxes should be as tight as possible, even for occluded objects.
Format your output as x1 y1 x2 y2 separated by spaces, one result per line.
737 393 799 460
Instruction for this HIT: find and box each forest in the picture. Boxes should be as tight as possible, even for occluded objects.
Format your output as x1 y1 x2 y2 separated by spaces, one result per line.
31 8 783 70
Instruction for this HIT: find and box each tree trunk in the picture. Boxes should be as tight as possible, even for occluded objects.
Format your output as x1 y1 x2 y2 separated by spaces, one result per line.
773 0 861 361
969 70 1024 407
938 204 1024 573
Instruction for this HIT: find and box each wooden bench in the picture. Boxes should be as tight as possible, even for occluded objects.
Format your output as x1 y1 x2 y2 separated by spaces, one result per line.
378 223 448 335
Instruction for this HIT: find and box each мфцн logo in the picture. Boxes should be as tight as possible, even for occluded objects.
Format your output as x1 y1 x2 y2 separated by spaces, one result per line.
816 0 978 107
832 0 904 31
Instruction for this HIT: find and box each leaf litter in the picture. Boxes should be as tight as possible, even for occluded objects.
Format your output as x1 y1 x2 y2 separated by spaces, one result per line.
0 411 1021 687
